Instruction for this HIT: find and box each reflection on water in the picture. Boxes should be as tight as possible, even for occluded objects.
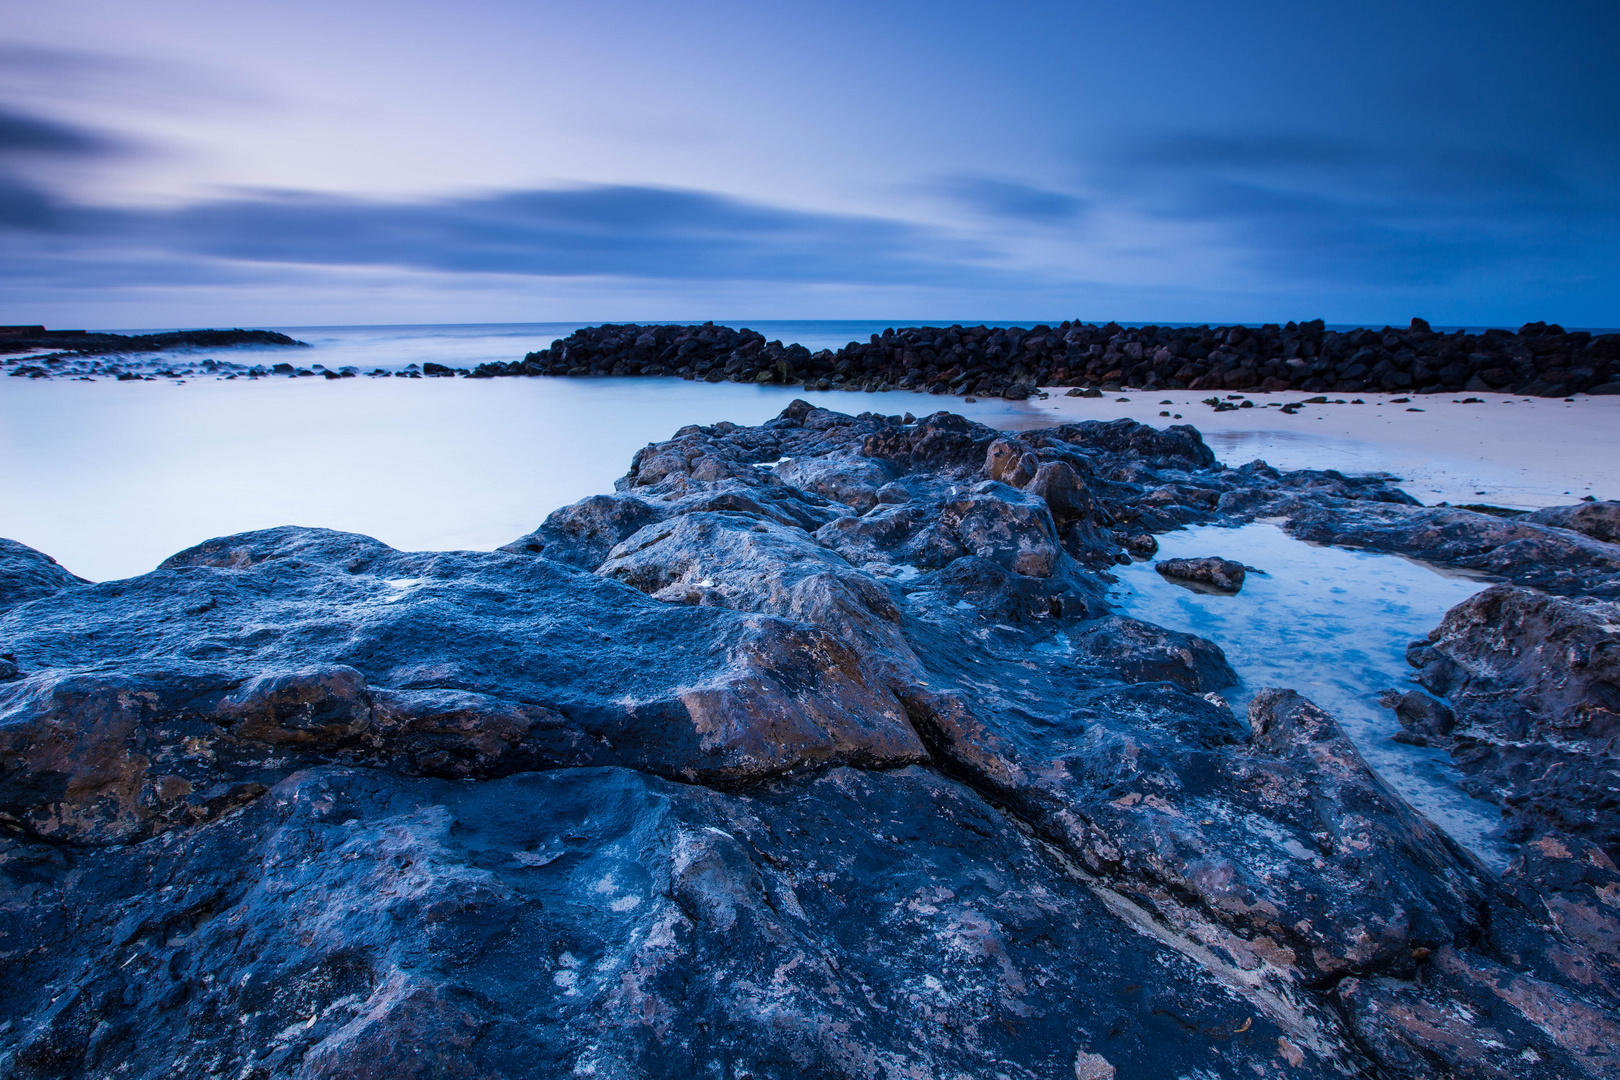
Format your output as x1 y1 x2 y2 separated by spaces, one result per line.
1202 429 1381 471
1111 521 1511 868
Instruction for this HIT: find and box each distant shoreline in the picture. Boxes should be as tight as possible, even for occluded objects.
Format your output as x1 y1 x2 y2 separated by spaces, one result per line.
4 319 1618 398
0 326 305 380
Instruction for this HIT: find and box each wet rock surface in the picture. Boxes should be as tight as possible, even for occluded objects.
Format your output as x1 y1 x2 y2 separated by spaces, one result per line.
1404 586 1620 855
1526 499 1620 545
3 402 1619 1078
1156 556 1249 593
0 538 88 614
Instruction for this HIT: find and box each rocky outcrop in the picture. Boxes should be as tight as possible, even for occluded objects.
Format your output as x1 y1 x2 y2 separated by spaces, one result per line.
1526 499 1620 544
0 538 88 613
21 319 1615 394
491 319 1620 398
2 328 306 380
4 404 1619 1078
1283 501 1620 597
1404 585 1620 856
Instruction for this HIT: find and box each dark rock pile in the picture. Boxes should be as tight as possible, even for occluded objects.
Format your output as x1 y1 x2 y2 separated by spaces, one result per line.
3 405 1619 1078
492 319 1620 398
2 328 306 380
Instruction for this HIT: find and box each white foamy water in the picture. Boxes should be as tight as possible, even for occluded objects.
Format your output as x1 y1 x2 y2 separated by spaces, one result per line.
1111 522 1509 867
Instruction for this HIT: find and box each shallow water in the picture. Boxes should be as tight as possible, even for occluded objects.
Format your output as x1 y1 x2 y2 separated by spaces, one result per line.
1110 521 1510 867
0 375 1057 583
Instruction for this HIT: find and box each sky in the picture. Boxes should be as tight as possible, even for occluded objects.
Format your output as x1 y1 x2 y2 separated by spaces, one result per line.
1 0 1617 328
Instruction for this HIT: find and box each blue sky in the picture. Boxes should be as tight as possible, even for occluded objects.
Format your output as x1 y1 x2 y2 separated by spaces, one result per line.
2 0 1616 327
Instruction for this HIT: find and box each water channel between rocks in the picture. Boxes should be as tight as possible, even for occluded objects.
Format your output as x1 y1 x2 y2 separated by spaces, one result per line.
1107 520 1513 869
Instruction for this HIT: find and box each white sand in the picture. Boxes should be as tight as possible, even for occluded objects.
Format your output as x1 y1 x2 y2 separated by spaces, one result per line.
1001 388 1620 510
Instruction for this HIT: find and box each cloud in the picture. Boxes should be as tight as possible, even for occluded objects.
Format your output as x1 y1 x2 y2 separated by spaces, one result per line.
1 180 1012 288
0 105 117 156
1085 131 1619 287
0 102 125 227
936 176 1086 224
0 96 994 286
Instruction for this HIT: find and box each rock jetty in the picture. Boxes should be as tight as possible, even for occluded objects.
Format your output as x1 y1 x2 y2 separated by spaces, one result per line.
3 405 1618 1079
486 319 1620 398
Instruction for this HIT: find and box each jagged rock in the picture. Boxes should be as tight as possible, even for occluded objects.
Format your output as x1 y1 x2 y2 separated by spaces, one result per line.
3 403 1618 1078
0 538 87 612
1155 556 1248 593
1023 459 1089 523
1067 615 1238 691
1379 688 1457 746
0 526 930 817
0 763 1359 1079
1405 585 1620 855
772 456 897 513
1281 501 1620 597
940 482 1063 578
499 493 662 568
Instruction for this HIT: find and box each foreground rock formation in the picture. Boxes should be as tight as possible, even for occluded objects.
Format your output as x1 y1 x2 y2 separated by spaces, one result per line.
496 319 1620 398
3 405 1618 1078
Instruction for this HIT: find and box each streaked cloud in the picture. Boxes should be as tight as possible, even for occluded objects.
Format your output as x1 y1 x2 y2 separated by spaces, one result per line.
1082 131 1619 288
936 176 1086 224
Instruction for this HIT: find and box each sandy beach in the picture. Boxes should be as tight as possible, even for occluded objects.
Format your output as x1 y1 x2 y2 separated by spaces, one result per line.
1012 386 1620 509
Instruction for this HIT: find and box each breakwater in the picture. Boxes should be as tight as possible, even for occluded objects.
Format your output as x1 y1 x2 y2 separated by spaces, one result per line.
490 318 1620 398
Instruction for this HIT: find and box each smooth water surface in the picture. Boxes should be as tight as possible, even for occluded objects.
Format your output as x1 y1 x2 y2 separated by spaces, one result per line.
1111 521 1509 866
0 374 1058 582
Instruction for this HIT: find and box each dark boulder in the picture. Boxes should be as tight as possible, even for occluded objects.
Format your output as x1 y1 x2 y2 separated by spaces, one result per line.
1379 688 1457 745
500 493 663 568
1155 556 1248 593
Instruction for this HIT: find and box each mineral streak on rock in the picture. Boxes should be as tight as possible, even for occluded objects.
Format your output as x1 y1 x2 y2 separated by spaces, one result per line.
3 402 1619 1078
489 318 1620 398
